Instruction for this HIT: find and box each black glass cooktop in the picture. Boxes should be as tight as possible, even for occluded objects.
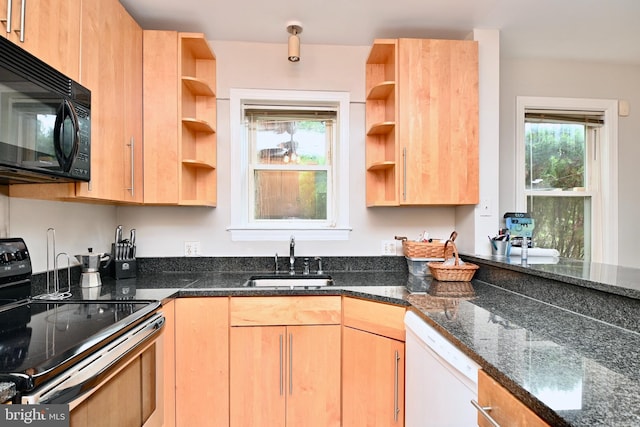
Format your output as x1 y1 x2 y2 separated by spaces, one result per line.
0 299 159 390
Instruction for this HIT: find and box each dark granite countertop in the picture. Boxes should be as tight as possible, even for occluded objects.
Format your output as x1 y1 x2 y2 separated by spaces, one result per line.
16 256 640 426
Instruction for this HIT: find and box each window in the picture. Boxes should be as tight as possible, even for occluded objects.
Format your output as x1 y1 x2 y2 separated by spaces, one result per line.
516 97 618 264
228 89 351 241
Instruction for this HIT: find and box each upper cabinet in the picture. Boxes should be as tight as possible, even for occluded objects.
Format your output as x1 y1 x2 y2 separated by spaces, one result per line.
143 31 217 207
0 0 81 80
365 38 479 206
76 0 143 203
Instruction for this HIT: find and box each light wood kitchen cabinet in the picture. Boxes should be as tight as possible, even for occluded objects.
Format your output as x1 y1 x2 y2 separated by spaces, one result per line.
69 343 157 427
477 370 550 427
229 296 341 427
143 31 217 206
161 300 176 427
8 0 143 204
365 38 479 206
0 0 81 80
174 297 229 427
342 297 406 426
76 0 143 203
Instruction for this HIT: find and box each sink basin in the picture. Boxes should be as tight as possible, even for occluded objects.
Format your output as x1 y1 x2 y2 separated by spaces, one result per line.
245 274 334 288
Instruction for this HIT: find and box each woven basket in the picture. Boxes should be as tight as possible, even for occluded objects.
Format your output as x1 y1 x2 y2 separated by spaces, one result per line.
427 241 478 282
395 236 454 259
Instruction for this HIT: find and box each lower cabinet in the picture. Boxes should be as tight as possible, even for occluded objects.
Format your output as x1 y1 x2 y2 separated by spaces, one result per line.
477 370 550 427
174 297 229 427
230 324 341 427
69 343 157 427
342 297 406 426
343 326 405 426
229 296 342 427
161 300 176 427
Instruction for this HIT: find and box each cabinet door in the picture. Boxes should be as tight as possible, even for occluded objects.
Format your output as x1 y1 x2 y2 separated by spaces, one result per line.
120 8 144 203
229 324 341 427
477 370 549 427
175 298 229 427
230 326 286 427
77 0 125 201
343 326 405 426
286 325 341 427
398 38 478 205
161 300 176 427
3 0 81 80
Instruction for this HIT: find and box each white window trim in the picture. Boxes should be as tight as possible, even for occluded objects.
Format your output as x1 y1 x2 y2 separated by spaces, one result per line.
515 96 618 264
228 88 351 241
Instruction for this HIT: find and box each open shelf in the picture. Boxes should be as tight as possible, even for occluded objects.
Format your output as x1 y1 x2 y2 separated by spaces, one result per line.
182 76 215 97
366 121 395 136
367 161 395 171
182 159 216 169
182 118 215 134
367 81 395 100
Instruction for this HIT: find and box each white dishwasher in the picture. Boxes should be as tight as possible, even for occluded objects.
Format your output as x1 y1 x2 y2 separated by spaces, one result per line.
404 311 480 427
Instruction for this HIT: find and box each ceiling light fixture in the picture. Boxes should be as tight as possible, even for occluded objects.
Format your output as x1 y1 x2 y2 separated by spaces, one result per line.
287 23 303 62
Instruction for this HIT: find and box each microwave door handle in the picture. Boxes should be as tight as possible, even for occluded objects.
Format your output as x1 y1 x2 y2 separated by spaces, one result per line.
54 100 80 172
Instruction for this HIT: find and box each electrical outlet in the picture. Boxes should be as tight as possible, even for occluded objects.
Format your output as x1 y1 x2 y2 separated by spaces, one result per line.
184 241 200 257
381 240 397 256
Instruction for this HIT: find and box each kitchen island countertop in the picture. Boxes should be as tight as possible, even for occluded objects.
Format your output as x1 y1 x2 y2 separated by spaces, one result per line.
23 262 640 426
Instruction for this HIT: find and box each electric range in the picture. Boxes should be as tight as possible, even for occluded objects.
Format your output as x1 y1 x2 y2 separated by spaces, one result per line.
0 238 162 403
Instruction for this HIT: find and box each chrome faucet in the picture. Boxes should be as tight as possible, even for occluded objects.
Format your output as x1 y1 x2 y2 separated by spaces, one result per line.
289 236 296 275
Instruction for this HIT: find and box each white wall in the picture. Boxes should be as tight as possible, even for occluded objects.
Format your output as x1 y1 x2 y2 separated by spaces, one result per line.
117 41 464 259
500 58 640 268
7 198 117 273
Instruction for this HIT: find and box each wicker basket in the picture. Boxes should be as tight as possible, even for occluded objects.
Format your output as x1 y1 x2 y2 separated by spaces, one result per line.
395 236 454 259
427 241 478 282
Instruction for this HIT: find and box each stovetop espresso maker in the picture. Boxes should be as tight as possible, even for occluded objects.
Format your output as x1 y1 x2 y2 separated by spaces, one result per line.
75 248 112 288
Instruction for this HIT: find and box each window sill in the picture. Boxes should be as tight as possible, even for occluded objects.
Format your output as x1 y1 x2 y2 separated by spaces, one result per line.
227 227 352 241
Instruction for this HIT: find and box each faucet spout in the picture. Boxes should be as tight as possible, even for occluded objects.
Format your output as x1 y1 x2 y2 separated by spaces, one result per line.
289 236 295 275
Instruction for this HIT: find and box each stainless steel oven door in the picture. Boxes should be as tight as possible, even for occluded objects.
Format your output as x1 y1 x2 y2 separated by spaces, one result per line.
21 312 165 427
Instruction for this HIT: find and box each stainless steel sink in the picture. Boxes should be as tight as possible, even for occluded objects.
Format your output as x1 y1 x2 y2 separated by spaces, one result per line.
244 274 334 288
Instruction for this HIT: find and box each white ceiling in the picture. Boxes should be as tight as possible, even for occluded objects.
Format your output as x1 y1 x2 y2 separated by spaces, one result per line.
120 0 640 65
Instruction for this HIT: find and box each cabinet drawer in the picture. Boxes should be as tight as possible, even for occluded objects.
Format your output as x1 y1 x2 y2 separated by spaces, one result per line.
343 297 406 341
230 296 341 326
477 370 549 427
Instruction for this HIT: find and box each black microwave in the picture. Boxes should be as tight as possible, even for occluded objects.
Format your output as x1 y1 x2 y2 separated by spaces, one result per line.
0 37 90 184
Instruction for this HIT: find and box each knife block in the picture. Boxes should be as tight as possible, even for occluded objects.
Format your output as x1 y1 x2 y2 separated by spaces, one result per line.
110 243 137 279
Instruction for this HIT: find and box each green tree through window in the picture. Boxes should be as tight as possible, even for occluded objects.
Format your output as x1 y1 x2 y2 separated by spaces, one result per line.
525 122 588 259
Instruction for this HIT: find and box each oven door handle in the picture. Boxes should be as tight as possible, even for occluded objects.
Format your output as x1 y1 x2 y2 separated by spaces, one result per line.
23 313 165 405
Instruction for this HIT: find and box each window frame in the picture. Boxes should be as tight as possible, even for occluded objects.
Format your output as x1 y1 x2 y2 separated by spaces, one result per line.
228 88 351 241
515 96 618 264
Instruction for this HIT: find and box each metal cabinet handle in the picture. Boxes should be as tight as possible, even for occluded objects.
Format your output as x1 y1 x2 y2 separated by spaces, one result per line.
13 0 24 42
394 350 400 422
471 399 501 427
402 147 407 201
2 0 11 33
289 333 293 395
126 137 135 196
279 334 284 395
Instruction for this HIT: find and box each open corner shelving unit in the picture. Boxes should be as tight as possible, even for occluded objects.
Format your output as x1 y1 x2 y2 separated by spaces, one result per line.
365 39 399 207
178 32 217 207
